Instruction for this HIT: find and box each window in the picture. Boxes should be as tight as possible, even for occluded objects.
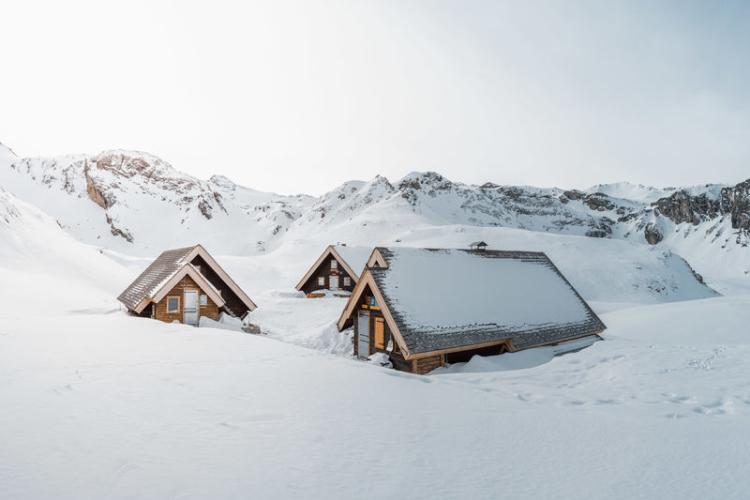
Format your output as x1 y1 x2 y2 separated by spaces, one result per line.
331 260 338 269
343 277 351 287
373 317 385 349
317 276 325 287
199 294 208 306
167 296 180 313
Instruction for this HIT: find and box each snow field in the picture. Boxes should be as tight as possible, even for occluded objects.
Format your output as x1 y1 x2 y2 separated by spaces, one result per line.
1 186 749 498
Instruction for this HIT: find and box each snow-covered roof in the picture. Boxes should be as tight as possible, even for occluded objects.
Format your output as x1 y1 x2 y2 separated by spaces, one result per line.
331 245 372 279
350 247 605 355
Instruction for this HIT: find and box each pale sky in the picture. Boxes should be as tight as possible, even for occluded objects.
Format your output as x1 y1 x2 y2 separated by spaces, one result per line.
1 0 748 195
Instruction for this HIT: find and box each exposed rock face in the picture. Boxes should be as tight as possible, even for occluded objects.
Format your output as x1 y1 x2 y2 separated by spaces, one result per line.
84 162 109 209
561 190 585 201
644 223 663 245
649 179 750 233
105 213 134 242
721 179 750 230
652 190 720 225
584 193 616 212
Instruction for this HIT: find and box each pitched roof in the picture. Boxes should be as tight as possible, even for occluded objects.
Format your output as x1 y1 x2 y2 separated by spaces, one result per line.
330 245 372 278
118 246 196 312
339 247 605 356
295 245 373 290
117 244 257 314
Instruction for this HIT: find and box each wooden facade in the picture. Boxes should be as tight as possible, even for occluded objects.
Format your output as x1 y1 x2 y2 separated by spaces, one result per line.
351 285 423 373
297 251 358 296
152 275 220 324
349 283 513 374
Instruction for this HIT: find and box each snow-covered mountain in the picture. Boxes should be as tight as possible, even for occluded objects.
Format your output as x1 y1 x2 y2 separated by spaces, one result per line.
1 141 747 289
0 145 313 255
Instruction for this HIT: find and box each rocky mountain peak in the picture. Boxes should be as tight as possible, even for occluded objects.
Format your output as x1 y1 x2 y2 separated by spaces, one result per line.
209 174 238 191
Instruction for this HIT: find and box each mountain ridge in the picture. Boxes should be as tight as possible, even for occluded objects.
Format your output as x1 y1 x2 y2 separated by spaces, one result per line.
0 142 747 287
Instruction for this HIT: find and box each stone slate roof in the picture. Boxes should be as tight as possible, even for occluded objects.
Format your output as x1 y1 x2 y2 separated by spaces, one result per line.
370 247 606 355
117 246 196 311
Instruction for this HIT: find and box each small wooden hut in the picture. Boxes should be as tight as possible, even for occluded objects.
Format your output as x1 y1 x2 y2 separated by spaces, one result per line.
337 247 606 374
118 244 257 325
295 245 372 297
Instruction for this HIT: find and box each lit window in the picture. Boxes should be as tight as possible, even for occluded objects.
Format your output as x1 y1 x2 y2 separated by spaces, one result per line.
199 294 208 306
317 276 325 286
331 260 338 269
343 277 351 287
167 296 179 313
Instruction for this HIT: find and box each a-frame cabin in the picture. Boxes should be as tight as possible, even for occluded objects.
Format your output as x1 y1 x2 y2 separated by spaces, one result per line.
295 245 372 297
118 244 257 326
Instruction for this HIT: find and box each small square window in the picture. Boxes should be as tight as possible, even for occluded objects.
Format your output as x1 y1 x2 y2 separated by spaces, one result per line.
343 277 351 287
167 296 180 313
199 294 208 306
317 276 325 287
331 260 338 269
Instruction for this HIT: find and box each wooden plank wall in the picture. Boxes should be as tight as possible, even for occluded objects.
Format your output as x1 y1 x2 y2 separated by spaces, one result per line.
301 254 357 294
414 355 444 374
153 275 220 324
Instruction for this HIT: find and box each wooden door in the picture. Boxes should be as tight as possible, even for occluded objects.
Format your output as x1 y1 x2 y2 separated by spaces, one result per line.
329 275 339 290
183 290 199 326
357 311 370 358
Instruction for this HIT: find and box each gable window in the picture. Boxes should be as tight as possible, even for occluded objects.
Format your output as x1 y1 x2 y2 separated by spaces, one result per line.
343 277 351 287
199 294 208 306
331 260 338 269
318 276 325 287
167 296 180 313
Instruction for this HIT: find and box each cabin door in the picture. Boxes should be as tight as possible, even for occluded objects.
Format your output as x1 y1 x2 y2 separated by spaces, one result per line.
183 290 199 326
357 311 370 358
329 275 339 290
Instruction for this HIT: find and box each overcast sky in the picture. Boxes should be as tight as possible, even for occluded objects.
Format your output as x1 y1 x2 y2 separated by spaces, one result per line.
1 0 748 195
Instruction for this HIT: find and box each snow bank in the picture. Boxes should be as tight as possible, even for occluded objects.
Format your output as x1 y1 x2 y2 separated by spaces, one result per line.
2 295 750 499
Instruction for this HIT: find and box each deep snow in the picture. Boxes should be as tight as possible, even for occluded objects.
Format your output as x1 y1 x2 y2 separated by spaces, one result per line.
1 173 749 499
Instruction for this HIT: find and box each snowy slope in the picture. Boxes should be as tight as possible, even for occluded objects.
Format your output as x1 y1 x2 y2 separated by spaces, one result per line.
585 182 675 203
1 282 750 499
0 149 313 255
1 142 748 293
0 188 132 313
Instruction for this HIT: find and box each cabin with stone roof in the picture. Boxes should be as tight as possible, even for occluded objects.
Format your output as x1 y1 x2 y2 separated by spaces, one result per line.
295 244 372 297
118 244 257 326
337 247 606 374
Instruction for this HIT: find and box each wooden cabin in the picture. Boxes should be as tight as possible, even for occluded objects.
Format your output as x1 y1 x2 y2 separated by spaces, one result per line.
337 247 606 374
295 245 372 297
118 244 257 326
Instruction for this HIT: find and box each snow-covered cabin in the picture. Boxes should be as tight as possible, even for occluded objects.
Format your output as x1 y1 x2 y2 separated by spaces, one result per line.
295 245 372 297
118 244 257 325
337 247 606 374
